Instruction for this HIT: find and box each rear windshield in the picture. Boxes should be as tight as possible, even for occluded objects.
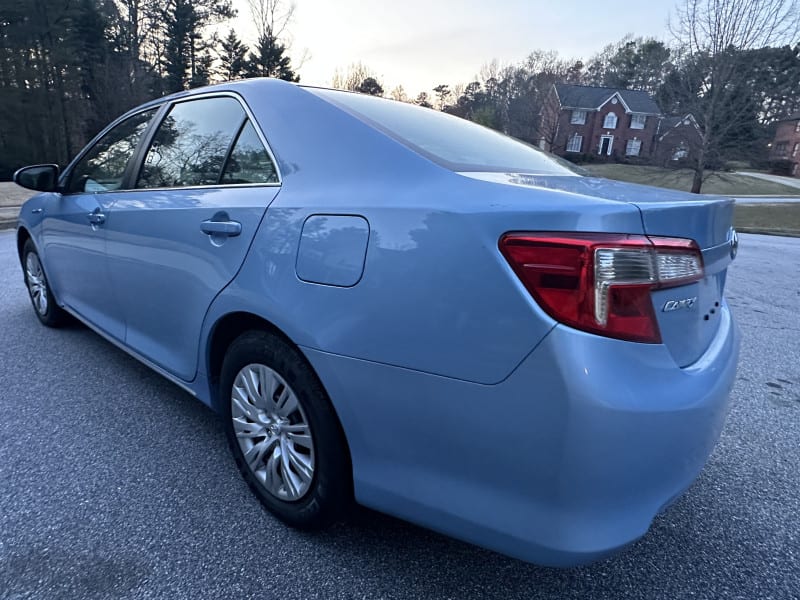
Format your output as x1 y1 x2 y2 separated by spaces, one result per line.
309 88 581 176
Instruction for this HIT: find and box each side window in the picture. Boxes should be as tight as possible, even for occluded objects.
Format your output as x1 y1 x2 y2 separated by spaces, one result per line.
67 109 156 194
221 120 278 184
137 97 245 189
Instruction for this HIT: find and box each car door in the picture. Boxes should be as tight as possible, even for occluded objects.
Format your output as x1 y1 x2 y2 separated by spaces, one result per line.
104 94 280 381
40 108 158 340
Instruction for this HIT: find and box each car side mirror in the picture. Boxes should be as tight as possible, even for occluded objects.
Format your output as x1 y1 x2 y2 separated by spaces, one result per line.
13 164 60 192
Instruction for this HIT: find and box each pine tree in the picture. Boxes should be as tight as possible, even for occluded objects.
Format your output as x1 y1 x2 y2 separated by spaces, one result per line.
245 32 298 81
218 29 248 81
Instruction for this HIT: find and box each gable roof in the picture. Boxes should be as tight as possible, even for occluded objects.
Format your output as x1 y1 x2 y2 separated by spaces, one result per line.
657 114 701 139
555 84 661 115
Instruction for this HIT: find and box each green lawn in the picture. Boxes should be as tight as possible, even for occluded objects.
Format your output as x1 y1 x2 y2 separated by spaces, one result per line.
734 203 800 237
584 164 800 196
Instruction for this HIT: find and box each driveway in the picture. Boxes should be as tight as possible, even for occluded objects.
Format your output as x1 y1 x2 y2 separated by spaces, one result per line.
735 170 800 190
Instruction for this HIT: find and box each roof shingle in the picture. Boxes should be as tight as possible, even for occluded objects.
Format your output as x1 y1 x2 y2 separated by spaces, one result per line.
555 84 661 114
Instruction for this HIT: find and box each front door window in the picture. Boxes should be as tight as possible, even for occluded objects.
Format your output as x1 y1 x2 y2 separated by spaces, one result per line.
66 109 157 194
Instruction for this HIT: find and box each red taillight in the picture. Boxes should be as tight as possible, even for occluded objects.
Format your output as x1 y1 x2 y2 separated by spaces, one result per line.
499 233 704 344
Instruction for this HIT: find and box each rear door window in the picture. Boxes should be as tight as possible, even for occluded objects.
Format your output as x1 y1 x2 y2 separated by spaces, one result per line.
137 97 245 189
221 120 278 184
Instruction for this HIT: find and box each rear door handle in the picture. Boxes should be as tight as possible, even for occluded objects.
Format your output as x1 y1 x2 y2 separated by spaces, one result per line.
87 210 106 225
201 219 241 237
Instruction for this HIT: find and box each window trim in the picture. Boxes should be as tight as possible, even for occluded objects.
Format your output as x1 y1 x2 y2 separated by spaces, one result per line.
566 134 583 153
603 113 618 129
625 138 642 156
570 110 587 125
129 91 282 192
630 114 646 129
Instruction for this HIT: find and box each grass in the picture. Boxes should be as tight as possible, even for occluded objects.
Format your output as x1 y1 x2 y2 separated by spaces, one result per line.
584 164 800 196
734 203 800 237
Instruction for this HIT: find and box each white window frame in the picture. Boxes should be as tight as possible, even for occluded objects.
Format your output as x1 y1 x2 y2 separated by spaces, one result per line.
570 110 587 125
630 114 646 129
566 134 583 153
793 143 799 158
625 138 642 156
672 146 688 161
603 113 618 129
795 121 800 133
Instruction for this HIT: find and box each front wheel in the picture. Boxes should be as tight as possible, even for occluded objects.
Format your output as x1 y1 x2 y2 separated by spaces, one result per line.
22 239 66 327
220 330 352 529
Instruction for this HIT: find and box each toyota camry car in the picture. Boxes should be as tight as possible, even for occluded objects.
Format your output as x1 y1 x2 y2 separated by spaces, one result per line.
14 78 740 567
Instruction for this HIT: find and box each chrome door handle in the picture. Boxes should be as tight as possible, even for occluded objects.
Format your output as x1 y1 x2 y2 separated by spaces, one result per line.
87 211 106 225
201 219 241 237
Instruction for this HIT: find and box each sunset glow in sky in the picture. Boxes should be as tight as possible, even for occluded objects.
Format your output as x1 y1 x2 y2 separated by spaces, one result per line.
230 0 679 95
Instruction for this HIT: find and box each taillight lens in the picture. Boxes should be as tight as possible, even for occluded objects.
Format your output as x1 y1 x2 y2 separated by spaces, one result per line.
499 233 704 344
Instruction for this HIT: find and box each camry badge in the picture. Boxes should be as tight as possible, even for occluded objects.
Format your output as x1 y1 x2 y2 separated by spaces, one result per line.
663 297 698 312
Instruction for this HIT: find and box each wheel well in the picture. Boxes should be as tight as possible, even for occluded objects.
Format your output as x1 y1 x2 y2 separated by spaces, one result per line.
207 312 288 396
206 311 354 479
16 227 31 266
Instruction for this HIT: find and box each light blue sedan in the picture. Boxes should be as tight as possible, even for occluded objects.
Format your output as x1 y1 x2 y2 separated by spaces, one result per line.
13 78 740 567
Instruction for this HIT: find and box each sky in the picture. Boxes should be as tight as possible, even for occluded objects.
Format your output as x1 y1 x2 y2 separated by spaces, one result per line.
230 0 679 96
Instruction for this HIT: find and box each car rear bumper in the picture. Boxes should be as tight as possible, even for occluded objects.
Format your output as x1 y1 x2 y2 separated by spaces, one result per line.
302 302 740 567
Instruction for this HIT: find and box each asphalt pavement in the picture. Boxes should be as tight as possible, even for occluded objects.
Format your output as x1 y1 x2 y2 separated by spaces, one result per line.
1 231 799 600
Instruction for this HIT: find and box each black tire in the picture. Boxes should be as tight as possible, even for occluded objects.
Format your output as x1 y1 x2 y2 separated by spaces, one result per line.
22 239 67 327
220 330 352 529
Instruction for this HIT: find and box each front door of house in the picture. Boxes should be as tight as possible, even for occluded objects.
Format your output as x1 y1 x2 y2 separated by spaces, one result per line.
599 135 613 156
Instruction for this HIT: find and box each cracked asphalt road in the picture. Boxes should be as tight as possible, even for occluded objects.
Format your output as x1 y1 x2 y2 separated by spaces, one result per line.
1 230 799 600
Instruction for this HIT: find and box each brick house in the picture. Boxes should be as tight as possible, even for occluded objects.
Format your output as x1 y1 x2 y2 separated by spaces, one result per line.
539 84 662 160
769 112 800 177
653 114 704 166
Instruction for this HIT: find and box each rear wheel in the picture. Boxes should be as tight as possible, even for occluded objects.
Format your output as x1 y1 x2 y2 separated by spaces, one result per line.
22 239 66 327
221 330 351 529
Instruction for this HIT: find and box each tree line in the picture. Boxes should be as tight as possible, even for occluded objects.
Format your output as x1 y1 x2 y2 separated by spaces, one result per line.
0 0 299 179
2 0 799 192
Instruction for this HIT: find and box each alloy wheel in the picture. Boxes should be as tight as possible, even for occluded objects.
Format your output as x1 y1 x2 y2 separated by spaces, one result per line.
25 252 48 316
231 363 315 501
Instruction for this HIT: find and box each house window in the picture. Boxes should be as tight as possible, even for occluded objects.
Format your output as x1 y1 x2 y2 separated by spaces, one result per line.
570 110 587 125
603 113 618 129
795 121 800 133
626 138 642 156
630 114 646 129
566 134 583 153
775 142 789 157
793 143 799 158
672 145 688 160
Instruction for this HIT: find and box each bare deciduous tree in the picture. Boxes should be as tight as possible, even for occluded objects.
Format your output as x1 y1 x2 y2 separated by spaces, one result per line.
668 0 800 192
331 62 381 91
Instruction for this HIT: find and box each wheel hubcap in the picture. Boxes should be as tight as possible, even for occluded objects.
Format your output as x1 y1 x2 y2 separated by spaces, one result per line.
231 364 315 501
25 253 48 315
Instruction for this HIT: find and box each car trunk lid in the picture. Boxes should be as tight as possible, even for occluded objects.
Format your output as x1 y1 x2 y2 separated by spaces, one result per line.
465 174 736 367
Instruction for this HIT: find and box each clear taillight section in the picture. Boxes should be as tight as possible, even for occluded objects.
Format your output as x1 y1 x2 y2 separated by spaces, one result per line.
499 233 704 344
